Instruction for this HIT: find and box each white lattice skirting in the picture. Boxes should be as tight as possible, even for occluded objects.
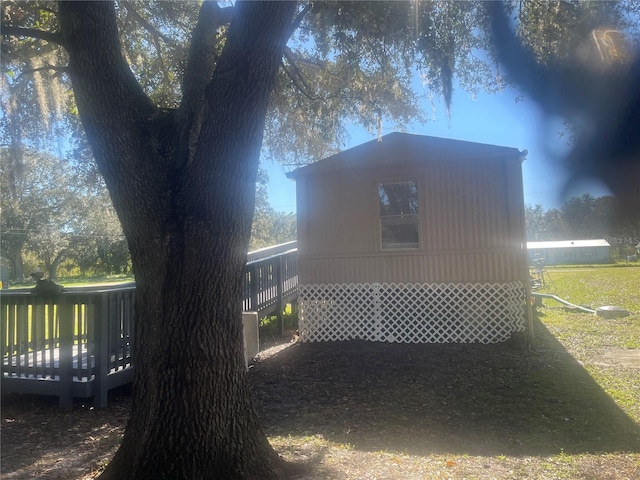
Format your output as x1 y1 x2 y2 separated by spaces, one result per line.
298 282 526 344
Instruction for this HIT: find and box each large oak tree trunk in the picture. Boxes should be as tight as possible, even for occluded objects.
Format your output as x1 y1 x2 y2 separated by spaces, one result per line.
103 226 286 479
58 1 299 478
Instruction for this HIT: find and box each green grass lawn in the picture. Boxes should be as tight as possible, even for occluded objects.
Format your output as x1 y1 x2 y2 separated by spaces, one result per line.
542 265 640 313
538 265 640 422
8 274 134 289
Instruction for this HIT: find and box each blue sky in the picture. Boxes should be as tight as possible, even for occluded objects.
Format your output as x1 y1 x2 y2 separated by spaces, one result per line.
262 82 612 214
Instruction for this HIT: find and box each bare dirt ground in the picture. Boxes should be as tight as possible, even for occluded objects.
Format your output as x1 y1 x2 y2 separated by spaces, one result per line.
2 319 640 479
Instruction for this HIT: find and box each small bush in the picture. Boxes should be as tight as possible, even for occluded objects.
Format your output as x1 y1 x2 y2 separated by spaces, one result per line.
259 303 298 339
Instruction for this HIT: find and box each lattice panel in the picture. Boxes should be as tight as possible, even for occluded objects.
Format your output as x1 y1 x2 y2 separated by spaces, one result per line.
298 282 526 344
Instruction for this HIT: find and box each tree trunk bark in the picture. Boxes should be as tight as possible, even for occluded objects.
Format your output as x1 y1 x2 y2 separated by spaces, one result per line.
102 226 287 479
57 1 300 478
9 252 24 282
8 252 24 282
46 253 64 280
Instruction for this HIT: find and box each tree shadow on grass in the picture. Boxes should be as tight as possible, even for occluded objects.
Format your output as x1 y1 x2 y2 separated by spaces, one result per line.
249 317 640 457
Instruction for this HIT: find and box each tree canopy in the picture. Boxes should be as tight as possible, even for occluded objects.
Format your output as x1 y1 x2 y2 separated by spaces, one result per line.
2 1 498 163
4 1 638 168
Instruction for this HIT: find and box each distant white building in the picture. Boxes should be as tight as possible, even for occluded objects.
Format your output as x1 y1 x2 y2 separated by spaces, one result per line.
527 239 611 265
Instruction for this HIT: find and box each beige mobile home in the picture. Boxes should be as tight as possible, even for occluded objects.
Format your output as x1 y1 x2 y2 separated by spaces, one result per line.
287 132 531 344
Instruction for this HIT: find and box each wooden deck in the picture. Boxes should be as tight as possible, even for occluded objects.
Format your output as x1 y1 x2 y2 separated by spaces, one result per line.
1 243 298 407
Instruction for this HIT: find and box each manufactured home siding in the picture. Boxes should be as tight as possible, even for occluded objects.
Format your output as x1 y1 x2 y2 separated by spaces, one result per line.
297 155 524 285
300 171 378 256
299 250 525 284
289 133 530 344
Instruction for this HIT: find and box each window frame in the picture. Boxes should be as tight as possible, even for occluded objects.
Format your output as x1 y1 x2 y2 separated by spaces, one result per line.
377 179 421 251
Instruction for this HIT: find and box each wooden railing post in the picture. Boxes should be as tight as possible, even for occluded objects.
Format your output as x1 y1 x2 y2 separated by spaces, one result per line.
249 263 259 313
3 303 14 377
276 255 284 336
93 293 109 408
17 304 28 354
58 297 74 410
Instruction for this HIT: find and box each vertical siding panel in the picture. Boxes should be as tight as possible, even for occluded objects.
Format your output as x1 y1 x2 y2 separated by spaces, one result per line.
475 165 486 250
441 161 452 252
486 163 498 249
442 164 453 254
468 164 481 251
490 253 498 282
492 163 501 248
465 164 476 250
467 166 478 250
482 163 495 250
439 161 449 252
296 139 525 287
498 164 511 249
301 249 523 285
433 161 445 252
452 163 464 253
473 253 481 282
477 253 485 282
435 255 444 282
422 169 433 249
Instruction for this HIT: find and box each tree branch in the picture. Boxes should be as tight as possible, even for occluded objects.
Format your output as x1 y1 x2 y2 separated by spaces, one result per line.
184 0 298 212
58 2 156 114
57 2 159 175
17 65 68 80
2 40 60 64
120 1 178 48
284 46 325 69
282 63 316 102
1 24 65 46
285 2 312 40
181 1 234 110
283 49 319 101
177 1 234 165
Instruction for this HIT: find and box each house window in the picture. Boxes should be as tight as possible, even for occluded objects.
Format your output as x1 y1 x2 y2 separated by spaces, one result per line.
378 181 419 250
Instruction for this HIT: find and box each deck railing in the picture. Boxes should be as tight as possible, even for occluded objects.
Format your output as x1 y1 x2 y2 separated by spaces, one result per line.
1 242 298 407
243 244 299 333
246 240 297 262
2 286 136 408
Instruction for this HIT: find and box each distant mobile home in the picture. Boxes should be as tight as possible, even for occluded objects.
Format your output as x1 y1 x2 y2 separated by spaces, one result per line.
527 239 611 265
287 132 531 344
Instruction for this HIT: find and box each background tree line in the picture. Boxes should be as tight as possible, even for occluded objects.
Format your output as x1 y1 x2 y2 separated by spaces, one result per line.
0 147 295 282
525 194 640 257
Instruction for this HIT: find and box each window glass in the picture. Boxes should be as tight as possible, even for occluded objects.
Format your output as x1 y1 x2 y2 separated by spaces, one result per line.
378 181 419 249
